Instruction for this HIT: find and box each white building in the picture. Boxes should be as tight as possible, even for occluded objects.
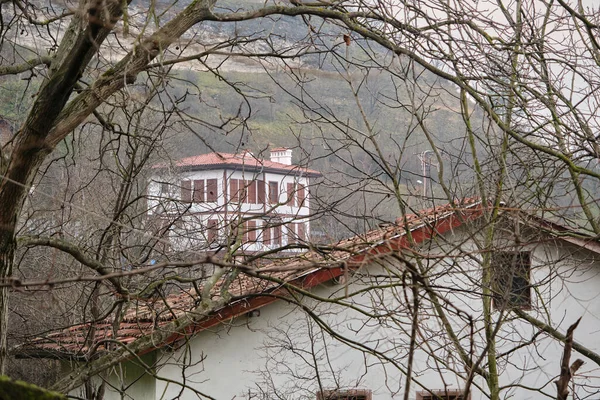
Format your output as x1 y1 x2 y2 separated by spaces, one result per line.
18 200 600 400
147 148 321 253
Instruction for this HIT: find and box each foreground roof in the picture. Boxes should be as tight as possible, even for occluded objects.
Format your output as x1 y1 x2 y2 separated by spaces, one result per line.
16 199 485 360
157 152 322 177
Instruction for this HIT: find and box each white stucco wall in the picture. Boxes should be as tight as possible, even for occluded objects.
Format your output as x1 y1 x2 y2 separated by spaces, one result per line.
67 353 157 400
141 224 600 400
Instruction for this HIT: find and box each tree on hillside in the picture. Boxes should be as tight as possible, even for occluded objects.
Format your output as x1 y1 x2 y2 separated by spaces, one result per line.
2 0 600 399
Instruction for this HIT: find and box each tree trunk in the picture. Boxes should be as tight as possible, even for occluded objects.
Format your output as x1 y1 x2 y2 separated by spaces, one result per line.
0 0 124 374
0 237 13 374
555 318 584 400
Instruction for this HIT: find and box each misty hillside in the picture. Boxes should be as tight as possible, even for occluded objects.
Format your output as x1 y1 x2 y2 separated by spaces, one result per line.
0 0 484 235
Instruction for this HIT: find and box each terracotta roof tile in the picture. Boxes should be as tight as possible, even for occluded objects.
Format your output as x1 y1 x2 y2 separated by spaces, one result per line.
157 152 321 177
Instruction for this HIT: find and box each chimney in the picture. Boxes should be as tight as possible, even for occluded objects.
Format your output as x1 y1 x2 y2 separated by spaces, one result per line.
270 147 293 165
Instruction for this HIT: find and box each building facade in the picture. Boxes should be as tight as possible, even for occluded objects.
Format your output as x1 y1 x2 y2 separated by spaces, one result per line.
147 148 321 253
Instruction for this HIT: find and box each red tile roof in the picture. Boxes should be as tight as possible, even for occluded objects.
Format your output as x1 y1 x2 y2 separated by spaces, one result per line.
157 152 321 177
15 199 484 360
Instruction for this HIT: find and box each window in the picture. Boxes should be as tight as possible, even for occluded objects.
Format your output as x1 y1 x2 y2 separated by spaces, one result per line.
297 223 306 241
247 180 257 204
206 179 218 202
273 225 282 246
269 181 279 204
257 180 265 204
262 223 271 245
247 221 257 242
181 180 192 202
193 179 204 202
416 390 469 400
207 219 218 244
239 181 248 203
491 251 531 309
160 182 169 195
286 183 295 206
288 224 297 245
317 389 372 400
181 180 216 203
230 179 239 202
297 184 306 207
230 179 256 203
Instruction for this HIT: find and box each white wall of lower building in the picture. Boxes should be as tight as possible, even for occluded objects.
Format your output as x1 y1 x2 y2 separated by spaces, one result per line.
144 228 600 400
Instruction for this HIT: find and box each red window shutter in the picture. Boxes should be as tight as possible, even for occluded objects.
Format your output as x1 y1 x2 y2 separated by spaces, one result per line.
289 224 297 244
257 180 265 204
230 178 239 202
240 180 248 203
263 223 271 245
207 219 218 243
181 180 192 202
298 223 306 241
206 179 218 202
273 225 282 246
286 183 295 206
248 221 257 242
269 181 278 204
242 221 248 243
297 185 305 207
247 180 257 204
193 180 205 202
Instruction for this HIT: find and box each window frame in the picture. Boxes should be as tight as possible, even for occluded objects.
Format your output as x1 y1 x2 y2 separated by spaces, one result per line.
491 250 532 310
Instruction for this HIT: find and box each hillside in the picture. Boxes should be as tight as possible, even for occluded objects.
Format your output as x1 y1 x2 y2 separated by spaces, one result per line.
0 0 481 236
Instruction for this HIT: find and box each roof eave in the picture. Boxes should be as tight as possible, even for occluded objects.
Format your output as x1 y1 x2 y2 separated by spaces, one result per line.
175 163 322 178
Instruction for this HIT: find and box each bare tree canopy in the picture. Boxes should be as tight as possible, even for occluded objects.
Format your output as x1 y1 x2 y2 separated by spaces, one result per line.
1 0 600 399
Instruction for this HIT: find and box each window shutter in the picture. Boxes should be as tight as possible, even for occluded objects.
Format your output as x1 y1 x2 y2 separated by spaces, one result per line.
247 180 257 204
230 178 239 202
207 219 218 243
289 224 297 245
193 180 204 202
263 223 271 245
242 221 248 243
286 183 295 206
297 185 305 207
247 221 257 242
257 180 265 204
298 223 306 241
206 179 218 202
269 181 278 204
240 180 248 203
181 180 192 202
273 225 282 246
